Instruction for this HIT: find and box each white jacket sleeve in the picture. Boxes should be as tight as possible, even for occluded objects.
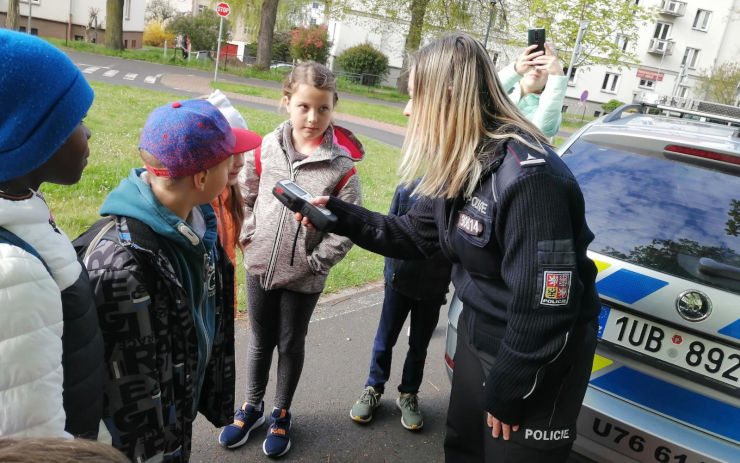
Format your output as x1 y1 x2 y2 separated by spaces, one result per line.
0 244 69 439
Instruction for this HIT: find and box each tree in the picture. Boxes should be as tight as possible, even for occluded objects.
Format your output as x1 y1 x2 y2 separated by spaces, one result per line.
105 0 124 50
347 0 488 93
289 25 331 63
601 99 624 113
5 0 19 31
167 9 228 52
505 0 655 70
143 21 175 47
336 43 389 84
256 0 280 69
146 0 176 23
696 62 740 105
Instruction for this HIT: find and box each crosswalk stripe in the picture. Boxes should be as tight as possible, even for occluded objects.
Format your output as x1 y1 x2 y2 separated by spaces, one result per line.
123 73 138 80
102 69 119 77
83 66 100 74
144 75 157 84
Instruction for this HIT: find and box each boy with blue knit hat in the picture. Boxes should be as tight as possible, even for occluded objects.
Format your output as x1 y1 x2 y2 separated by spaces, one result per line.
74 98 261 462
0 29 104 440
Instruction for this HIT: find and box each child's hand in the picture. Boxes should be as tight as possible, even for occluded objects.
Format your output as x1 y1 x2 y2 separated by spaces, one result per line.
294 196 330 230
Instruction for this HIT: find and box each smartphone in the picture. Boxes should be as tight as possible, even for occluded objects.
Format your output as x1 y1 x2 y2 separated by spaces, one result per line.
272 179 338 232
528 28 546 54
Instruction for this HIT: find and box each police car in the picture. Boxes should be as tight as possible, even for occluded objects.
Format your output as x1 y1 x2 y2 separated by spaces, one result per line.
445 96 740 463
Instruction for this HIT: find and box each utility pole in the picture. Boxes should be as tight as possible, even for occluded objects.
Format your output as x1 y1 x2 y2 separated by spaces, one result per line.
27 0 33 34
566 20 590 81
483 0 496 49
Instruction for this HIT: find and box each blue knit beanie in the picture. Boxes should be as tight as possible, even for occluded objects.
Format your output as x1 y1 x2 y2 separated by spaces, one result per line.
0 30 94 182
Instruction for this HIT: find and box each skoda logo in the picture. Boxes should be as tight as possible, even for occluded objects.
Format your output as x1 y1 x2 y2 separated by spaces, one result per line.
676 290 712 322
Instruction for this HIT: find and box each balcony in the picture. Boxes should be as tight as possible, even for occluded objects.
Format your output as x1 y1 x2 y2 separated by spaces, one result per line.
659 0 686 17
647 38 674 55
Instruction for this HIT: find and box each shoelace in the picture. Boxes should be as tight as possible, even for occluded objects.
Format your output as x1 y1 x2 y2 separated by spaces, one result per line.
359 388 380 407
401 394 419 412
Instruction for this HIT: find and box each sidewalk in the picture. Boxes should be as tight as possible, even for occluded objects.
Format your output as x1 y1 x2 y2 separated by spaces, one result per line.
161 73 407 137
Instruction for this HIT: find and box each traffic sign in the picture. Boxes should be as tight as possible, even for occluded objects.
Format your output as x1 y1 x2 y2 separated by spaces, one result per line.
580 90 589 102
216 2 230 17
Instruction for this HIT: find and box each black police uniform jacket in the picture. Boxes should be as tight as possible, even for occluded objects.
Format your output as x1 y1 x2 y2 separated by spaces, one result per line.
326 137 600 427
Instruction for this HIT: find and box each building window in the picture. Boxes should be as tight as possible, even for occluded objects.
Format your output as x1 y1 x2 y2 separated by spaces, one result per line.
198 5 205 13
682 47 700 69
74 35 84 41
19 0 41 4
491 52 499 67
602 72 620 93
124 39 128 48
594 111 602 117
678 85 690 98
693 9 711 31
313 2 319 7
615 34 629 51
653 21 671 40
124 0 131 20
638 78 655 89
132 39 136 48
562 105 569 113
18 26 38 35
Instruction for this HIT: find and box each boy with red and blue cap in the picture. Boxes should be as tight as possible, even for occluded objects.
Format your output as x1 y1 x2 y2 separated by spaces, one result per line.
74 99 261 462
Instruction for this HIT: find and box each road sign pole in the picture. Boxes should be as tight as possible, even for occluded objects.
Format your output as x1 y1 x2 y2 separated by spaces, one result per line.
214 16 224 82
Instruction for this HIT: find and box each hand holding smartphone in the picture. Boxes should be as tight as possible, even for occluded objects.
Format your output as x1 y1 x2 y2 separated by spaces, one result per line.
273 180 337 232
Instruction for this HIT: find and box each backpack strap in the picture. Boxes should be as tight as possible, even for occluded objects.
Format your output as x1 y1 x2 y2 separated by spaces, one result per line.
0 225 52 276
333 167 357 196
254 146 262 177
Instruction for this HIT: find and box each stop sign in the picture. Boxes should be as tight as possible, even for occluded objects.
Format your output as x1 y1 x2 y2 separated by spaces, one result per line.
216 2 230 17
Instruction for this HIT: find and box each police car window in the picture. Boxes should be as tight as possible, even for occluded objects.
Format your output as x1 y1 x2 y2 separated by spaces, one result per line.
562 139 740 294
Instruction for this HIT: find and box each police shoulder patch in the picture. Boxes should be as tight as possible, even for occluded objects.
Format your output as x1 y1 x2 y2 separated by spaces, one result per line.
540 270 572 306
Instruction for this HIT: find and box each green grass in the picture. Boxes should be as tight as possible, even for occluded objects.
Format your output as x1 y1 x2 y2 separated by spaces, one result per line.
47 38 409 105
211 81 409 128
43 81 398 309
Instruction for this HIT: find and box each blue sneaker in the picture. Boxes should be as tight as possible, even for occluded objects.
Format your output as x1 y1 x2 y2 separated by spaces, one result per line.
218 401 265 449
262 408 291 457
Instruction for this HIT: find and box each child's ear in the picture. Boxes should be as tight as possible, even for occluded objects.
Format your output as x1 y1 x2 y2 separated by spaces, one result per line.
282 95 290 107
192 170 208 192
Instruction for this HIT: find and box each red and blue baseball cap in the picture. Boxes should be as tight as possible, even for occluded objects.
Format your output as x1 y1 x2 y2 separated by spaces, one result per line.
139 99 261 178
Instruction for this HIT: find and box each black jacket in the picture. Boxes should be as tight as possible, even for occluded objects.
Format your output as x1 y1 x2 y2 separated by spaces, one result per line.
74 216 235 462
383 181 452 301
327 138 600 425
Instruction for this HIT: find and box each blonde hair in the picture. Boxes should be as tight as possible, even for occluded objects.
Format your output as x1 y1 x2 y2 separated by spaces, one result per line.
399 33 550 199
0 438 129 463
282 61 339 107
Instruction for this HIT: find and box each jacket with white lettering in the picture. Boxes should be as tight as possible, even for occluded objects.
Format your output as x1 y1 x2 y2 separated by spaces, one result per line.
325 137 600 425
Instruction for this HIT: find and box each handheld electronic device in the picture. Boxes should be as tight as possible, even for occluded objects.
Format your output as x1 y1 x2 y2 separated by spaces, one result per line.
528 27 546 54
272 179 338 232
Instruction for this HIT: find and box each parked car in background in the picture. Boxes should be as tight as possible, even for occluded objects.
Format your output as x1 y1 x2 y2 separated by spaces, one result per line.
445 99 740 463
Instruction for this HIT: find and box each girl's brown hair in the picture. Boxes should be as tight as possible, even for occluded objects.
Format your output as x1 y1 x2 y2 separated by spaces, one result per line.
282 61 339 106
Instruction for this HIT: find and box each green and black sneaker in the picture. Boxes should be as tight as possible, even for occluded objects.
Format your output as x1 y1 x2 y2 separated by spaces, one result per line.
396 392 423 431
349 386 381 423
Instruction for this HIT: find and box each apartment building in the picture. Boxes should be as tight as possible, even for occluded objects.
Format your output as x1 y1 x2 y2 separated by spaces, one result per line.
564 0 740 116
0 0 146 48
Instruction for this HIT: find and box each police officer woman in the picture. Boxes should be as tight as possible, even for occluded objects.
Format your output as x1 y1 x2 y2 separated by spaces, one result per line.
296 33 600 462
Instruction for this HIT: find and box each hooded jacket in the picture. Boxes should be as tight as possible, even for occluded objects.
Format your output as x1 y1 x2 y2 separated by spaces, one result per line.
77 169 235 462
498 63 568 138
239 122 363 293
0 191 103 439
